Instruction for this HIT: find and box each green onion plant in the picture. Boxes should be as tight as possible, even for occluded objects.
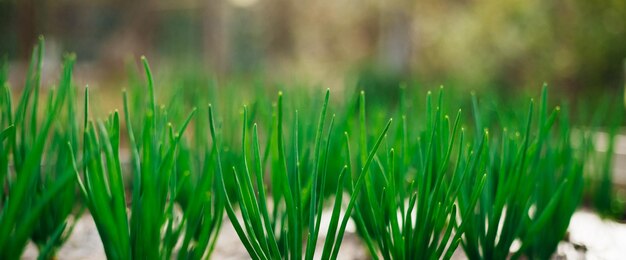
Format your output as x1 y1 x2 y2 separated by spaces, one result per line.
586 95 625 219
0 37 78 259
352 88 486 260
74 57 222 259
459 86 584 259
0 37 608 259
215 89 392 259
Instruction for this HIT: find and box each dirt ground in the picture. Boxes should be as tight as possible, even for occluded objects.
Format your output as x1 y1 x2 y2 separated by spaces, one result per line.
21 208 370 260
21 134 626 259
20 208 626 260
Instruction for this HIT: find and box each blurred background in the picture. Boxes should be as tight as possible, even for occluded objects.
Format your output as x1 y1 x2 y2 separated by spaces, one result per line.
0 0 625 96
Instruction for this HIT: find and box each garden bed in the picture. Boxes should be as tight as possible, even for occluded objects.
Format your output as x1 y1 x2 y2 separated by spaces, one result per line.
21 209 626 259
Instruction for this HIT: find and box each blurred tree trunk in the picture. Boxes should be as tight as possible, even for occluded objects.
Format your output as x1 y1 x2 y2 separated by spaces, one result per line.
378 5 413 76
202 0 229 75
263 0 295 62
17 0 37 60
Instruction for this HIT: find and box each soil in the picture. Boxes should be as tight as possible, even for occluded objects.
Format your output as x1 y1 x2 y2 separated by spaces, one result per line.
21 209 626 259
20 133 626 259
21 209 370 260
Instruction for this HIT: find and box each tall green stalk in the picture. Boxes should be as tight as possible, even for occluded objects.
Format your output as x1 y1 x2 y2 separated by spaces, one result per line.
0 37 78 260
